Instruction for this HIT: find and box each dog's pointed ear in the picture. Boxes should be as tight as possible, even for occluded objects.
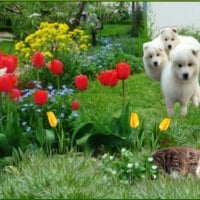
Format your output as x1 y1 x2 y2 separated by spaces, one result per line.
143 43 148 51
192 49 200 56
172 26 178 33
159 28 165 35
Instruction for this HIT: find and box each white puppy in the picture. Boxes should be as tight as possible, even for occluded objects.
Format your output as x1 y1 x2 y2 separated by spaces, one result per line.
157 26 200 54
143 40 169 81
161 44 200 116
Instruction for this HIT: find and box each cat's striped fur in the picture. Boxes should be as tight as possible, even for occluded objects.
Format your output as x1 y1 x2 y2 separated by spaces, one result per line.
152 147 200 178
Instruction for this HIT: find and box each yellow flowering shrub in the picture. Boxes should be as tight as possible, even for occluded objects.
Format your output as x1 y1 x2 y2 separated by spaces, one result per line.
15 22 90 62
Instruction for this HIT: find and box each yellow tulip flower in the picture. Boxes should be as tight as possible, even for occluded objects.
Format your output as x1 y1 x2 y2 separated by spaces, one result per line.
130 112 139 128
47 111 57 128
159 118 171 131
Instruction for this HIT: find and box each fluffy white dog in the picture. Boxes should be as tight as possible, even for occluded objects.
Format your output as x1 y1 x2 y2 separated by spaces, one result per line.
157 26 200 54
161 44 200 116
143 40 169 81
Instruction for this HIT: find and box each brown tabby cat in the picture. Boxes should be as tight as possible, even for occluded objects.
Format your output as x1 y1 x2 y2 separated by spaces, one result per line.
152 147 200 178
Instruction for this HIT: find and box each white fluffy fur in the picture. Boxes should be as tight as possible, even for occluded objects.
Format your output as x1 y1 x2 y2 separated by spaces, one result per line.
143 40 169 81
157 26 200 54
195 159 200 178
161 44 200 116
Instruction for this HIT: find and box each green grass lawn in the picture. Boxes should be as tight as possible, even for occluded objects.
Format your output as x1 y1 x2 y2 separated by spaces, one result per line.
1 73 200 198
99 24 131 37
2 150 200 199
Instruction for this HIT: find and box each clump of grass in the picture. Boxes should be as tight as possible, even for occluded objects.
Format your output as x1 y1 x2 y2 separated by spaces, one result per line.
0 150 123 199
1 149 200 199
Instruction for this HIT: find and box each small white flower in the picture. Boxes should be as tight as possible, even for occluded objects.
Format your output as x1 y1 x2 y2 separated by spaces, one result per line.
102 153 108 160
127 163 133 169
124 180 129 185
152 165 158 170
141 175 145 178
21 107 26 112
103 175 108 182
111 170 117 175
22 121 27 126
135 162 139 168
121 148 126 153
36 108 41 113
148 157 154 162
60 113 65 118
109 156 114 160
151 174 157 180
26 127 31 132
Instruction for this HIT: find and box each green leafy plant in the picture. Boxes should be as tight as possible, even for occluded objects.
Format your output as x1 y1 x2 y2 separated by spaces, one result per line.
149 118 173 150
0 95 27 157
71 102 135 154
101 148 159 184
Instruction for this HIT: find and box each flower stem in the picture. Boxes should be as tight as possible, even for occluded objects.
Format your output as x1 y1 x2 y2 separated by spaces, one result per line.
6 94 11 119
0 93 2 118
37 70 40 82
122 80 125 108
57 76 60 91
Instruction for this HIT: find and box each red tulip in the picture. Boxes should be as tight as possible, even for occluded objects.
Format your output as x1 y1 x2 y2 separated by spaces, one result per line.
0 52 5 64
32 52 45 68
0 51 4 57
50 59 64 75
97 69 119 87
71 100 80 110
116 62 131 80
33 89 48 106
0 55 18 73
74 74 88 90
10 89 21 101
0 73 17 93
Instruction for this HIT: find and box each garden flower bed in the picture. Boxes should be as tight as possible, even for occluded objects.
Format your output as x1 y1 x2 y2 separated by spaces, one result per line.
0 20 200 199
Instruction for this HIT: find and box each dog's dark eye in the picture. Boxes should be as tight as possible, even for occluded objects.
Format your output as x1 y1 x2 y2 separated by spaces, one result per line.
157 53 160 57
188 63 192 67
171 38 174 41
165 38 168 41
178 64 182 68
149 55 152 58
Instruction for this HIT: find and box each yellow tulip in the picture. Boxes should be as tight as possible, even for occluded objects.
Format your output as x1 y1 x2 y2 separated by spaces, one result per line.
130 112 139 128
159 118 171 131
47 111 57 128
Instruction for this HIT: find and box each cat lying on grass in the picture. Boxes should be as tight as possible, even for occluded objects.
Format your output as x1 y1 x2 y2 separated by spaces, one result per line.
153 147 200 178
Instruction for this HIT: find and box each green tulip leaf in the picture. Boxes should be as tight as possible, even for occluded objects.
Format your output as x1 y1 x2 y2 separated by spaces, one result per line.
0 133 12 156
71 122 93 146
45 129 55 145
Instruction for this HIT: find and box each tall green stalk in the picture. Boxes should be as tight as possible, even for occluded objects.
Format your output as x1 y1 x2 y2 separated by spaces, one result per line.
122 80 125 108
37 70 40 82
57 76 60 91
0 92 3 118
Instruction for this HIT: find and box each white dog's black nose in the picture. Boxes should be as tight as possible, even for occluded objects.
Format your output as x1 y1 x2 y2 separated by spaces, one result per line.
168 45 172 50
183 73 188 80
154 61 158 67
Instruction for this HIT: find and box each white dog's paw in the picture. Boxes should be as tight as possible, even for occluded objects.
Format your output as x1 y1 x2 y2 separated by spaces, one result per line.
192 94 199 107
180 106 188 116
167 107 174 116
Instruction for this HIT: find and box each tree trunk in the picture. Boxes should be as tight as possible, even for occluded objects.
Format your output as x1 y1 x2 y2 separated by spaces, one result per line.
131 2 136 37
70 2 86 30
91 29 97 46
